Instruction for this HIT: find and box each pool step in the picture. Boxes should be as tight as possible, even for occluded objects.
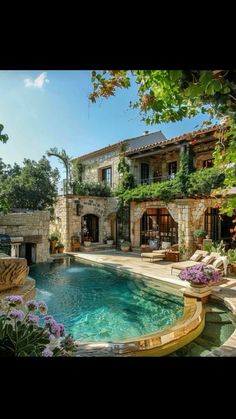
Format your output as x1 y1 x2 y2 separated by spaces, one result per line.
78 244 116 252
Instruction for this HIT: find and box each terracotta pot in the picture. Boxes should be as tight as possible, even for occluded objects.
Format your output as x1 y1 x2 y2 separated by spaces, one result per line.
232 264 236 275
84 241 91 247
50 240 57 253
121 245 130 252
189 283 210 294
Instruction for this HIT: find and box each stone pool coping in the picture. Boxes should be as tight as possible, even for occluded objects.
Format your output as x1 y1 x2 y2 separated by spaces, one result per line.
70 251 236 357
75 296 204 356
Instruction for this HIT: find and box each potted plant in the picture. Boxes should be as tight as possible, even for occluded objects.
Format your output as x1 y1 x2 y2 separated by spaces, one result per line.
55 242 64 254
106 235 114 245
193 229 208 244
179 263 221 291
49 234 59 254
227 249 236 275
120 240 131 252
83 236 92 247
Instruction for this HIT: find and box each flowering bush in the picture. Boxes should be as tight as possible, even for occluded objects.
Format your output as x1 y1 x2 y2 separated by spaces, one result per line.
0 296 78 357
179 264 221 285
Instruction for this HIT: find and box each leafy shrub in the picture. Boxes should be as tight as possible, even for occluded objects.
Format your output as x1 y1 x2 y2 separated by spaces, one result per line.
188 168 225 196
73 181 112 197
227 249 236 263
0 296 78 357
193 229 207 238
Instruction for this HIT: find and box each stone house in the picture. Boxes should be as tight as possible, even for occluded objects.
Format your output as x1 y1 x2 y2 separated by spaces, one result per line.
52 125 234 254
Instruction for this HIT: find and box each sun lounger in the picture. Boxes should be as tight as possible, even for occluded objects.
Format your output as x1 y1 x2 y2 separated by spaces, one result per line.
171 250 209 274
171 251 228 276
141 252 166 263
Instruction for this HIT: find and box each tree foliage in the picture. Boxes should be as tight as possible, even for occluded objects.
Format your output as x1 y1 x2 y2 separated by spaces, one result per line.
0 124 8 143
0 157 59 212
89 70 236 214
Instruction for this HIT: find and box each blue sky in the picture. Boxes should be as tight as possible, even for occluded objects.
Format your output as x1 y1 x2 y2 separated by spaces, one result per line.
0 70 218 178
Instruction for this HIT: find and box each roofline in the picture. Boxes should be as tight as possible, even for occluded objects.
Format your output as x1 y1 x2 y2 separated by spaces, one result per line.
124 124 225 156
71 124 227 162
71 140 127 162
71 130 165 162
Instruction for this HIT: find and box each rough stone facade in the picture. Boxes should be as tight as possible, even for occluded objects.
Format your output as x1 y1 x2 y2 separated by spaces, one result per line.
130 197 222 257
56 129 221 254
81 149 121 189
51 195 118 251
0 211 50 262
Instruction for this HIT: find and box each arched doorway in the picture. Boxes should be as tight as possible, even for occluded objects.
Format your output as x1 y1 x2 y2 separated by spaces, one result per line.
82 214 99 243
140 208 178 246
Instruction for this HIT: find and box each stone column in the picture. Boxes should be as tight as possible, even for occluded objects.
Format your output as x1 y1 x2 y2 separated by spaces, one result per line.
11 244 20 258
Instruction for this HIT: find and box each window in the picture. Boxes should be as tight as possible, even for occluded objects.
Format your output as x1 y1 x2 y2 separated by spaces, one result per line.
141 163 149 184
140 208 178 245
168 161 177 178
102 167 112 186
203 159 214 168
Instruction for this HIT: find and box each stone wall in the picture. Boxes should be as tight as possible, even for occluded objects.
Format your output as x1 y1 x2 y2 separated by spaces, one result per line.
81 149 121 189
51 195 118 251
0 211 50 262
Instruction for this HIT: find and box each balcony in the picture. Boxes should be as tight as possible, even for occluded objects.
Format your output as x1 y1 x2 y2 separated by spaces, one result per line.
135 174 176 186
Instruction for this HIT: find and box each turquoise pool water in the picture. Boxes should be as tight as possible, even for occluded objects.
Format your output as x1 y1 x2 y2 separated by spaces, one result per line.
30 259 184 342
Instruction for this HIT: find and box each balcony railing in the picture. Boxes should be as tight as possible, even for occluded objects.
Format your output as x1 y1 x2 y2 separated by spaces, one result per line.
135 174 176 186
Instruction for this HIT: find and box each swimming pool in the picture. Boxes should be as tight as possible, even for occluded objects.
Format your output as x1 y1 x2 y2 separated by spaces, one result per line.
30 259 184 342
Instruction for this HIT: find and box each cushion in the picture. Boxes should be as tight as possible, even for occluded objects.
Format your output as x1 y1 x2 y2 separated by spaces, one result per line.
201 255 216 265
212 258 224 268
190 252 203 262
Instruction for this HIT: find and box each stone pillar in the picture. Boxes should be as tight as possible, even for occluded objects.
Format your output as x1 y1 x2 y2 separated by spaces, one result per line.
131 202 146 247
177 200 193 259
11 244 20 258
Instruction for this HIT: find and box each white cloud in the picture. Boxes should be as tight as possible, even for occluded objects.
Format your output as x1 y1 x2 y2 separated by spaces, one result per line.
24 72 49 88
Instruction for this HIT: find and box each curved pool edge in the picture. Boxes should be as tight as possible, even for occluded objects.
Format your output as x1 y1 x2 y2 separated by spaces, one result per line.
206 290 236 357
75 297 205 357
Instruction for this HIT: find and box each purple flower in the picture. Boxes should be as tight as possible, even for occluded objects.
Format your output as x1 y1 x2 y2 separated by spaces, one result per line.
27 314 39 326
26 300 38 312
9 309 25 321
50 321 61 338
42 348 53 357
38 301 48 315
5 295 23 306
179 263 221 284
58 323 65 337
44 315 54 323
